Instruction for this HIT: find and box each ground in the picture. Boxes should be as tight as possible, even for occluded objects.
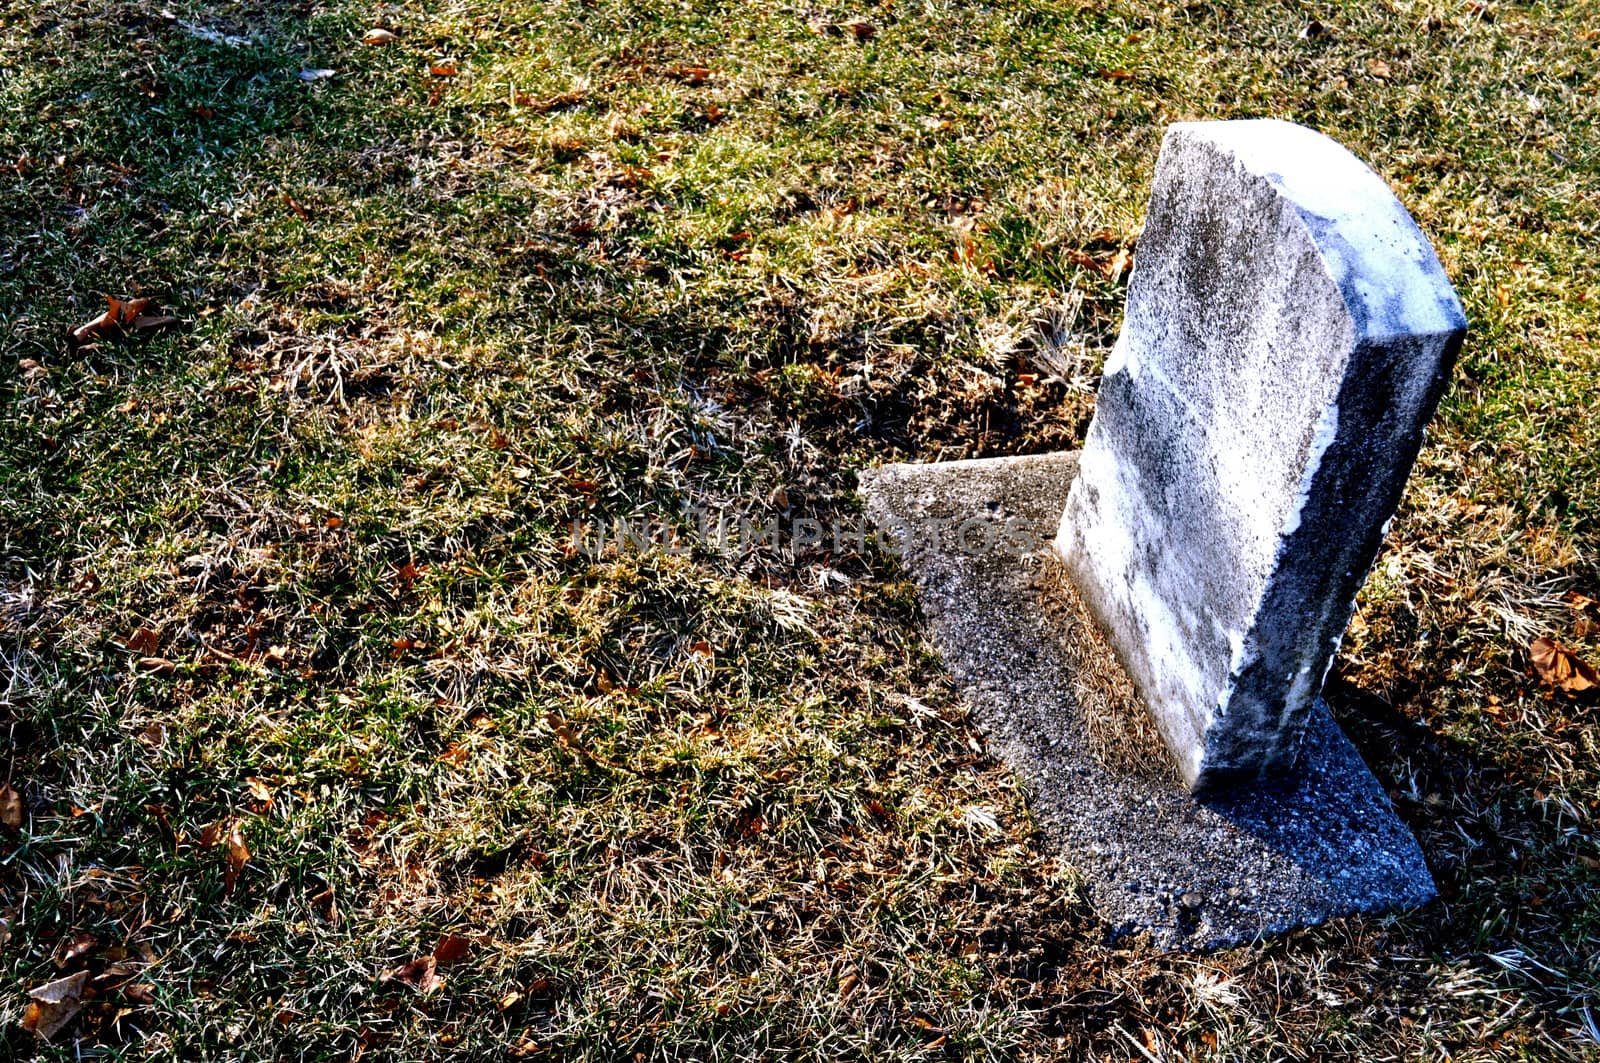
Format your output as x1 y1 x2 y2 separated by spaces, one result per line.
0 0 1596 1059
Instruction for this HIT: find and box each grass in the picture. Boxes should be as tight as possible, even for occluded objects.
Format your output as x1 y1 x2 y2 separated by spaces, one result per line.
1 0 1597 1058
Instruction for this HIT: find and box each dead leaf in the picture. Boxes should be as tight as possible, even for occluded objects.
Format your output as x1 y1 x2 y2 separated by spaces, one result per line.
312 886 338 924
433 934 472 966
362 28 397 46
842 18 877 40
123 983 157 1006
430 61 459 77
224 820 250 893
1367 57 1393 78
1097 68 1136 80
1530 637 1598 693
70 296 179 346
669 65 712 85
51 932 97 968
127 626 160 654
546 712 581 750
0 785 20 829
21 970 91 1041
386 954 442 993
137 657 178 675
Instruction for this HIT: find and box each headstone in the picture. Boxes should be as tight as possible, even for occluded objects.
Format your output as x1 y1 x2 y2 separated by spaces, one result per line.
1055 119 1467 793
858 118 1461 946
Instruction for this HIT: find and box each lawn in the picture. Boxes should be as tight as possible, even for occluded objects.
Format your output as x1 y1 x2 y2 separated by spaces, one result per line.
1 0 1596 1059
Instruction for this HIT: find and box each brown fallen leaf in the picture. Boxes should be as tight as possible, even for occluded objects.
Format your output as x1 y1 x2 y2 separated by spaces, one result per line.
70 296 180 346
395 561 422 589
842 18 877 40
127 626 160 654
123 983 157 1006
22 970 91 1041
311 886 338 924
386 954 442 993
137 656 178 675
545 711 581 751
430 61 458 77
51 931 98 968
224 820 250 893
362 27 397 45
669 64 712 85
433 934 473 966
0 785 20 829
1530 637 1598 693
1097 68 1136 80
1367 57 1393 79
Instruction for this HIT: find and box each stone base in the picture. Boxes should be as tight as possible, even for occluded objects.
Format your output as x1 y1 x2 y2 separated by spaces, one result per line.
858 453 1436 950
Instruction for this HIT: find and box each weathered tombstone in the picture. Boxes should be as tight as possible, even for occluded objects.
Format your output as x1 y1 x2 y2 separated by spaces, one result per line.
1056 119 1468 792
858 119 1462 947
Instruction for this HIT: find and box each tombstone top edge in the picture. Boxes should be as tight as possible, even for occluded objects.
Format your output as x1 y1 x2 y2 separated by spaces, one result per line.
1163 119 1467 343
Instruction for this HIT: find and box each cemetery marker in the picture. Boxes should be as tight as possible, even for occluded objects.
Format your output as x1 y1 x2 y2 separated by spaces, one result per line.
1056 120 1467 792
859 119 1462 947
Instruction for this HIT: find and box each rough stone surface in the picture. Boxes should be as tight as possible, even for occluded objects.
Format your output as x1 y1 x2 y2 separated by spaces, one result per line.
1055 119 1468 793
860 453 1436 950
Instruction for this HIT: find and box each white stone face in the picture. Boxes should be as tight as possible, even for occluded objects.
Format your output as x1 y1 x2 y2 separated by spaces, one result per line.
1055 120 1466 793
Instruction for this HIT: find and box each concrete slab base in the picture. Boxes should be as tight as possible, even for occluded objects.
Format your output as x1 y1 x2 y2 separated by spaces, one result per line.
858 452 1436 950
